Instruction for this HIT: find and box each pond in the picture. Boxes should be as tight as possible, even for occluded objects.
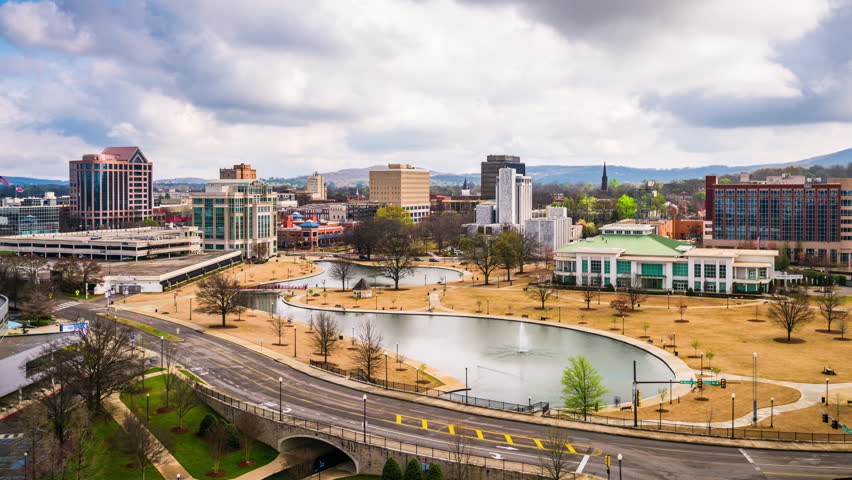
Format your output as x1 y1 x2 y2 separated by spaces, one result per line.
268 260 464 289
240 293 675 407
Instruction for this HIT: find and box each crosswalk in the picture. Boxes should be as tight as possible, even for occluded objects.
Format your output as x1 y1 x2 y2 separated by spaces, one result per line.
0 433 21 440
52 301 79 312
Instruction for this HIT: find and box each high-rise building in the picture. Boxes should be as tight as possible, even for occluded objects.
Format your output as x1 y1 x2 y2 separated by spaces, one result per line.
369 164 430 223
306 172 327 200
480 155 525 201
69 147 152 228
191 178 277 259
496 167 532 225
219 163 256 180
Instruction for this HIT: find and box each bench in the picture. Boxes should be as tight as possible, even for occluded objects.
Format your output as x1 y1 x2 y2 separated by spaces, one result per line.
823 367 837 375
619 405 632 412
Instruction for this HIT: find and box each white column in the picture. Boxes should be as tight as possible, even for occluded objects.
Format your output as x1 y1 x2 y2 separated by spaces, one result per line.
664 262 673 290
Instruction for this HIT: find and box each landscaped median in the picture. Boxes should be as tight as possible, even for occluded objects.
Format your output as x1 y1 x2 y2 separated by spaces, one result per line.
120 374 278 479
101 313 183 342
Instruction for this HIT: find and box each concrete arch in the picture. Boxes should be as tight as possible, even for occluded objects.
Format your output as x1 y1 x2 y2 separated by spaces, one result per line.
278 434 360 474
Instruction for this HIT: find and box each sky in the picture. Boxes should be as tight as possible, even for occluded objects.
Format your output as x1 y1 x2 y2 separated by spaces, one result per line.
1 0 852 180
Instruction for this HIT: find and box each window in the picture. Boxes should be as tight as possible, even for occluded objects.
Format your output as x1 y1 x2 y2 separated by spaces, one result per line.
704 264 717 278
694 263 702 277
673 280 688 290
719 282 726 293
694 281 702 291
748 269 757 280
758 268 767 279
705 282 716 293
604 261 611 274
581 260 588 273
719 265 726 278
641 264 663 276
672 263 688 277
617 261 631 274
590 260 602 273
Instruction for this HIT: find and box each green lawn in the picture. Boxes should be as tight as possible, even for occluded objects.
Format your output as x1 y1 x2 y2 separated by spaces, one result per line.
120 375 277 479
177 367 204 384
89 415 165 480
101 314 183 342
338 476 380 480
145 367 165 375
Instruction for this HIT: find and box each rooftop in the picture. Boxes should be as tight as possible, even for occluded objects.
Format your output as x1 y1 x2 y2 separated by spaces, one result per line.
1 226 199 243
557 234 691 257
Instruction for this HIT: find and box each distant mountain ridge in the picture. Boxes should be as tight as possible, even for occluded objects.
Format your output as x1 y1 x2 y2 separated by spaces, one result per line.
0 176 69 185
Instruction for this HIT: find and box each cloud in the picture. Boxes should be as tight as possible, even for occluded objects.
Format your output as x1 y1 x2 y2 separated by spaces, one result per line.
0 1 92 54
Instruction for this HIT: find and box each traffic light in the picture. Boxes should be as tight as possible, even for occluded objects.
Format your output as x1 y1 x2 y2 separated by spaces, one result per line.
636 390 642 407
720 378 726 389
697 378 703 389
605 455 611 467
832 419 839 430
822 413 829 423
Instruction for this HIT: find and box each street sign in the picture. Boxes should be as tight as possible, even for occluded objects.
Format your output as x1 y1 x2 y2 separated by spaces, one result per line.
130 332 136 342
680 379 720 386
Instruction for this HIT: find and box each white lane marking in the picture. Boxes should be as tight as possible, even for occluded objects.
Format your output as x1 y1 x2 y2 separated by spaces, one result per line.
496 445 518 451
739 448 760 471
576 455 590 474
490 453 503 460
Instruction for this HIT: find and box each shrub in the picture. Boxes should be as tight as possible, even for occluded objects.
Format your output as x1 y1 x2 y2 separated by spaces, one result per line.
382 457 402 480
403 457 423 480
198 413 218 436
224 422 241 450
426 463 444 480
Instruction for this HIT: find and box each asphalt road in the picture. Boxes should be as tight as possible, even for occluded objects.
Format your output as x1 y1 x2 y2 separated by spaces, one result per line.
61 302 852 480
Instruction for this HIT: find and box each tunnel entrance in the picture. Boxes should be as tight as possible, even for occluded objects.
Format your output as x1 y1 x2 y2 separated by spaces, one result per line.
278 435 358 478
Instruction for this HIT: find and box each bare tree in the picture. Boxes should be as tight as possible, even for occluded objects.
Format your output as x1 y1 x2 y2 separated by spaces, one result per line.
172 379 199 432
205 421 229 476
837 316 849 340
19 403 49 480
817 286 848 333
124 414 168 480
768 291 814 342
580 285 596 310
311 311 340 365
40 379 77 445
459 234 500 285
235 412 264 466
270 316 288 345
161 341 179 411
50 316 137 410
18 254 48 284
20 287 52 324
538 427 573 480
619 278 648 311
528 278 556 310
67 409 99 480
446 434 472 480
351 318 384 381
195 271 245 327
329 261 356 290
610 298 630 318
518 231 541 274
78 258 103 292
376 232 415 290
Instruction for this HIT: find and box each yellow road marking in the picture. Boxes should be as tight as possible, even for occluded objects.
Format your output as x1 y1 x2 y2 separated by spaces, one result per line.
564 443 577 454
765 474 842 478
505 434 514 445
183 338 600 457
422 419 428 429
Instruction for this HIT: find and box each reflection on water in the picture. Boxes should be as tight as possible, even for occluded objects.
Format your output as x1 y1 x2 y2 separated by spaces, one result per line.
240 293 674 406
269 261 463 288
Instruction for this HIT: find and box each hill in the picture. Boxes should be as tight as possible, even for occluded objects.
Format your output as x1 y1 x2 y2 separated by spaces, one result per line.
0 176 68 186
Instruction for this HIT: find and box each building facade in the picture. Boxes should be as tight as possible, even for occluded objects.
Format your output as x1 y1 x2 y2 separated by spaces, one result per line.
0 193 64 236
480 155 525 201
496 167 532 225
191 179 277 259
69 147 153 228
555 225 777 293
524 206 578 251
369 164 430 223
306 172 327 200
219 163 257 180
704 174 849 265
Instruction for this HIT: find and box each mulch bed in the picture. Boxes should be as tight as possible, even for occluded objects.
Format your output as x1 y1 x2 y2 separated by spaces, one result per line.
170 426 189 434
834 337 851 341
674 320 689 323
156 406 174 414
747 319 766 323
237 460 256 467
125 463 141 469
206 470 227 478
208 325 239 329
695 397 710 402
395 368 407 372
815 329 839 334
773 337 806 344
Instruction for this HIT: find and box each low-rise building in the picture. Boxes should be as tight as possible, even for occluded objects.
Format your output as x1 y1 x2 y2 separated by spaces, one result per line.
555 225 777 294
278 216 345 250
0 193 64 236
524 207 579 251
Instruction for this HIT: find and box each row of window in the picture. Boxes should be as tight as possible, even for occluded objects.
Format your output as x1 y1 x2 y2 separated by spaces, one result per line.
715 188 837 196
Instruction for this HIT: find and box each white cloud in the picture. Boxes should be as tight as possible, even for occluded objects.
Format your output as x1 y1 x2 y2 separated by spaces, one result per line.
0 1 92 54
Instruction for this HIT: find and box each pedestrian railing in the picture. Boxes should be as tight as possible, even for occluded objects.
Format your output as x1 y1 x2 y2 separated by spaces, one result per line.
309 360 549 414
549 411 852 443
191 381 552 478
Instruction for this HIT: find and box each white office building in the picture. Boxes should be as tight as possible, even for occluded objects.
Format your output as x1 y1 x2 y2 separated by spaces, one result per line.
524 206 579 251
496 167 532 225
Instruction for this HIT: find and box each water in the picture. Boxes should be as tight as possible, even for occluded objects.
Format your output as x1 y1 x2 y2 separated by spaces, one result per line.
269 261 463 289
241 293 674 407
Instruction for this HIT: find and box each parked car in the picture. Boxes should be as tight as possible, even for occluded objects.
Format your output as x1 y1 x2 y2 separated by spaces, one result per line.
359 255 368 260
414 257 425 262
429 258 440 262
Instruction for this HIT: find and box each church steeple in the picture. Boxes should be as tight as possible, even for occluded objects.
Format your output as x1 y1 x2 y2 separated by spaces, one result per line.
601 162 609 191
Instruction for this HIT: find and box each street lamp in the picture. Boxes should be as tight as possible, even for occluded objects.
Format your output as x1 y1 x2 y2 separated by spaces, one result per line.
278 377 283 421
617 453 623 480
465 367 469 405
752 352 758 425
293 327 297 357
362 394 367 442
260 337 264 352
826 378 830 405
730 393 736 438
23 452 27 480
160 336 164 366
189 297 192 320
770 397 775 428
177 475 181 480
146 393 151 424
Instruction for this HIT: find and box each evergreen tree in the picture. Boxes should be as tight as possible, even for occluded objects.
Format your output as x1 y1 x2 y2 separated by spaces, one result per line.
382 457 403 480
403 457 423 480
426 463 444 480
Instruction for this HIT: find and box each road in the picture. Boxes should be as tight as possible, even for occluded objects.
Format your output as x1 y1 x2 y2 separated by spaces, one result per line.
63 301 852 480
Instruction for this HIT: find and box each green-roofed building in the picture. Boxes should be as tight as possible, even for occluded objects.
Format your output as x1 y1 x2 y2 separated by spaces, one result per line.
554 224 779 293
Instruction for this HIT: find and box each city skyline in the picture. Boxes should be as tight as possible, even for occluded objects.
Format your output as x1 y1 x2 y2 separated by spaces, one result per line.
2 1 852 180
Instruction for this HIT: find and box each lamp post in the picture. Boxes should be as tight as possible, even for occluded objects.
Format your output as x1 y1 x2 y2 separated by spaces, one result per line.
23 452 27 480
146 393 151 424
826 378 830 405
770 397 775 428
700 352 704 374
189 297 192 320
293 327 297 358
385 354 388 389
752 352 758 425
160 336 164 367
278 377 283 421
730 393 736 438
486 299 489 314
362 394 367 442
667 291 671 309
465 367 469 405
617 453 622 480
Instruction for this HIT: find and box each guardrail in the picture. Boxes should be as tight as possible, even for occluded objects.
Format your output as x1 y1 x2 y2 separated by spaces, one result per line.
550 411 852 443
309 360 549 414
191 381 549 478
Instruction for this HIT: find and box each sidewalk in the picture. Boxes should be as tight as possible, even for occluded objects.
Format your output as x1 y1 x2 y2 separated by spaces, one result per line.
103 391 194 480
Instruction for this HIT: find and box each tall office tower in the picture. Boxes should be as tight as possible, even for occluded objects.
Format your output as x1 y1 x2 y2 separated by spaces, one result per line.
496 167 532 225
191 178 277 259
219 163 257 179
306 172 327 200
480 154 525 201
69 147 152 229
369 164 430 223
